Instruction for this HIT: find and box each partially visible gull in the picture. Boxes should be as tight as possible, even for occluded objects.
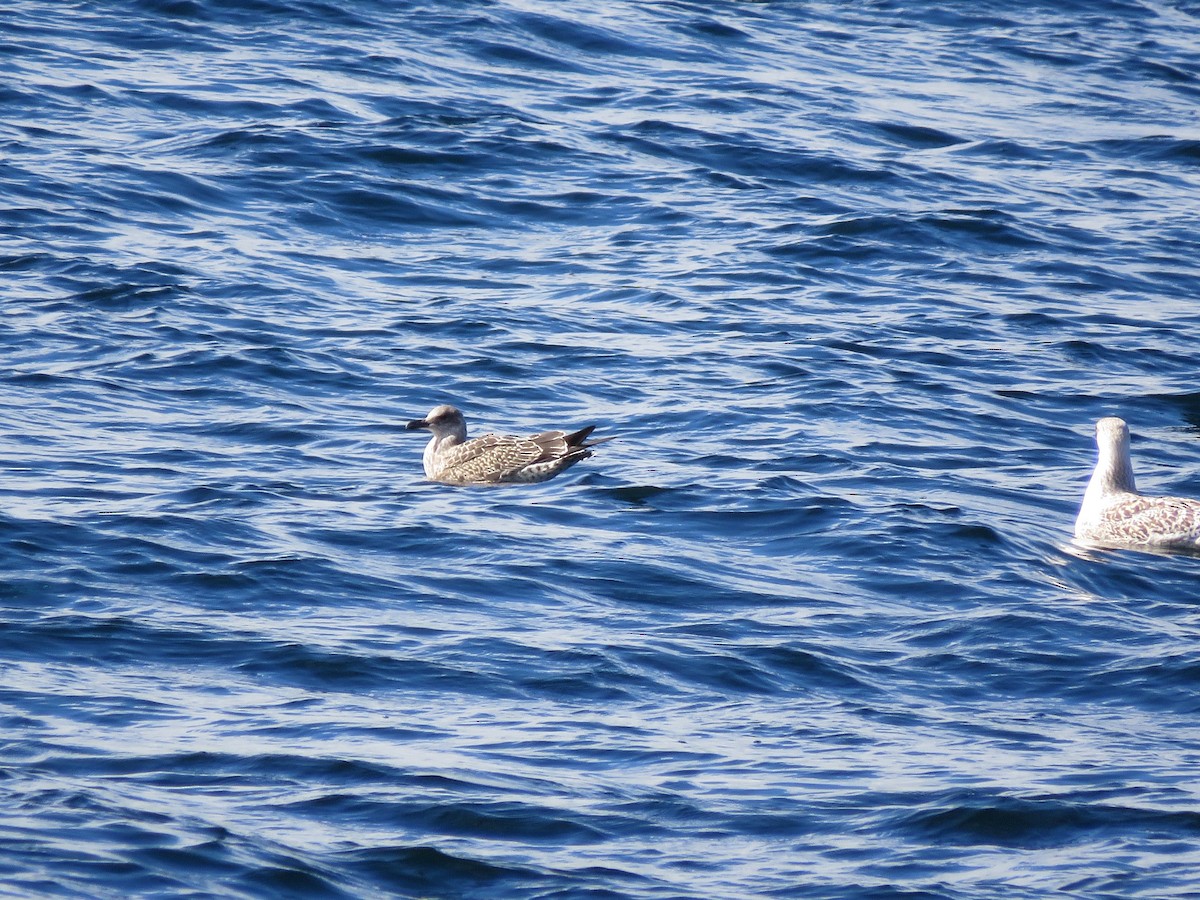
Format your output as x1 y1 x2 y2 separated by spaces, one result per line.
406 404 612 485
1075 416 1200 551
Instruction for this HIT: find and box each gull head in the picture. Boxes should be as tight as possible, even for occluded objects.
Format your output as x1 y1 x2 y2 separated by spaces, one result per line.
1095 416 1130 455
406 404 468 442
1089 415 1136 496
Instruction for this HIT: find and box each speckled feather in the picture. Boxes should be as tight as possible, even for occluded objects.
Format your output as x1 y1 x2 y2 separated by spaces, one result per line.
407 404 610 486
430 427 600 485
1075 416 1200 551
1078 493 1200 548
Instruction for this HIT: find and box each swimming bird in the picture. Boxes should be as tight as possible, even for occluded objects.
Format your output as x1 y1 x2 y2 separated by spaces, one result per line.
405 404 611 485
1074 416 1200 551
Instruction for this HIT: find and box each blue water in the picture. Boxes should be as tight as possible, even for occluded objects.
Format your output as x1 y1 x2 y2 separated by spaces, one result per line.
3 1 1200 897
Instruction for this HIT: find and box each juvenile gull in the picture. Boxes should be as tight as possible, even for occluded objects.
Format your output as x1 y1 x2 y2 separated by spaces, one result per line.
1074 416 1200 551
405 404 611 485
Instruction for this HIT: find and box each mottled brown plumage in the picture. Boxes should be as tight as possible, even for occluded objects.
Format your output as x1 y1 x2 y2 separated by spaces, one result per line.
406 404 611 485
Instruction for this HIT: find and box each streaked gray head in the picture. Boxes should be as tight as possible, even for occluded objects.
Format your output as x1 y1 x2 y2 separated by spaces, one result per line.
406 404 467 441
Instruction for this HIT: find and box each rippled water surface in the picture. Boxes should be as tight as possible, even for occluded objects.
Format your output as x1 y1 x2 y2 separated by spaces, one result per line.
4 1 1200 897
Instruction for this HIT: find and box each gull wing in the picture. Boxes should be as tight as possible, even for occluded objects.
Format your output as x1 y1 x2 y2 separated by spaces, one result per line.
435 432 560 483
1097 494 1200 547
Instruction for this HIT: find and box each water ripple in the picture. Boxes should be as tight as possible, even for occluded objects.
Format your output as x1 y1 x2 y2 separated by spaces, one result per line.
4 0 1200 896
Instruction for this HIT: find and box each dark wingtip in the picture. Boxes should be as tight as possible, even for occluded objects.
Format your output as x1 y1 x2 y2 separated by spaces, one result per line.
565 425 597 446
566 425 615 450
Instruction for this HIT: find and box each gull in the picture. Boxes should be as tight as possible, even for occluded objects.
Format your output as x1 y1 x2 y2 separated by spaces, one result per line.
405 404 611 485
1074 416 1200 552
